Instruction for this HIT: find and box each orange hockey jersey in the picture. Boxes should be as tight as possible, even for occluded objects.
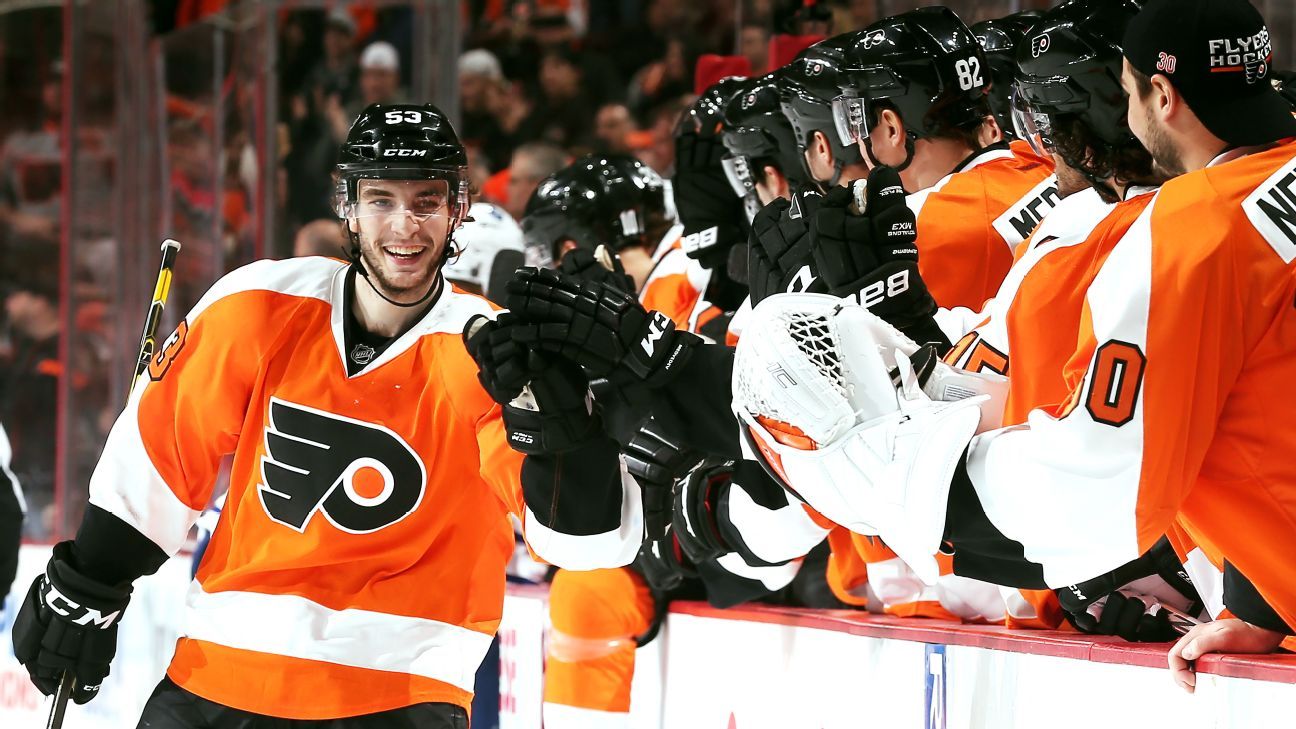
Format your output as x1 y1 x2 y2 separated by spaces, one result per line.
907 144 1060 311
962 141 1296 631
86 257 641 719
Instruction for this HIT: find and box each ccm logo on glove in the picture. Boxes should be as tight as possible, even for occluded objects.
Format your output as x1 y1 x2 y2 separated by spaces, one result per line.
42 580 123 629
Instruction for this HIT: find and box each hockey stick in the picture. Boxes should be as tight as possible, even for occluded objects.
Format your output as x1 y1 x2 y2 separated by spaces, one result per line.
46 238 182 729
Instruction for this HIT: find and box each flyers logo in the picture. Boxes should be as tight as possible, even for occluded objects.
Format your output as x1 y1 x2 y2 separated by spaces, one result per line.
1030 34 1050 58
861 30 886 50
258 398 426 533
148 320 188 381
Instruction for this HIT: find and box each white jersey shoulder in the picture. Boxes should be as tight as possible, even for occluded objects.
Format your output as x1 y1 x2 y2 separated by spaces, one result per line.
190 256 345 322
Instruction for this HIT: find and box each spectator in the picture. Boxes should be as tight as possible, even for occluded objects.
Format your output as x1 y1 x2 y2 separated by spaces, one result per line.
629 36 695 120
533 46 598 149
503 141 568 219
0 60 63 261
301 9 358 115
739 23 771 75
459 48 517 171
0 272 60 539
594 102 637 155
355 41 405 110
293 218 346 259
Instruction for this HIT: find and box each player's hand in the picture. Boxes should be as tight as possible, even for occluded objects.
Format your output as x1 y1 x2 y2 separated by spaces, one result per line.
500 352 602 455
505 267 699 387
1168 619 1287 693
674 132 747 270
673 459 736 565
811 167 937 332
748 189 824 304
12 542 132 704
556 246 635 294
623 420 700 540
463 312 542 405
1056 537 1204 643
632 529 694 594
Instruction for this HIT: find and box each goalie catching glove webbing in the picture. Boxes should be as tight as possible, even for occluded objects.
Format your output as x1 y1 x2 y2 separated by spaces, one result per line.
730 293 1007 584
504 267 701 388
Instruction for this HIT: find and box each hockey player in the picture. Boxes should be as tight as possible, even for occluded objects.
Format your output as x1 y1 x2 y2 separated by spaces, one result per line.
970 10 1044 145
441 200 524 304
0 423 23 612
819 7 1058 319
732 0 1296 690
11 104 641 726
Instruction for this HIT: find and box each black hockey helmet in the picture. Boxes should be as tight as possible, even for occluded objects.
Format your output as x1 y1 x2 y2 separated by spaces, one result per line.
832 8 990 156
521 154 664 268
721 72 809 196
1012 0 1143 157
971 11 1044 140
334 103 471 226
677 76 752 138
776 36 862 186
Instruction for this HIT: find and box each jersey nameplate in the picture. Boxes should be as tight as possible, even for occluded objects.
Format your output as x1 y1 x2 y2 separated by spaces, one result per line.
993 177 1062 245
257 397 427 534
1242 154 1296 264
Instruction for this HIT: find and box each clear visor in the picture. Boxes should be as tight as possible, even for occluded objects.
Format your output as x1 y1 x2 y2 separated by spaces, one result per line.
831 95 870 148
1010 88 1054 158
721 155 757 198
336 175 467 222
742 191 761 224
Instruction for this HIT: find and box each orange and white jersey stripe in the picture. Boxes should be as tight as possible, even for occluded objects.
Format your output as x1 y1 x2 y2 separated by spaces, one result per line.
639 224 720 335
907 145 1060 311
87 256 641 719
963 141 1296 630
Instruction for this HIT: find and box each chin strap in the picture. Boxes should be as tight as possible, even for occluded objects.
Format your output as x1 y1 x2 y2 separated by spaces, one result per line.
346 242 447 309
864 133 919 174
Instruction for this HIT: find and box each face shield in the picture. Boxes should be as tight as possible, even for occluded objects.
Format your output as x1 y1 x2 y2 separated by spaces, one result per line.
1010 87 1055 157
722 154 757 198
831 94 870 147
335 171 470 224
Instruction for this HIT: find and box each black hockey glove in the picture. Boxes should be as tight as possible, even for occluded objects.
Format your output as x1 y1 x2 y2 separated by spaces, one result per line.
1056 537 1204 643
464 312 540 405
632 529 695 594
556 246 635 294
811 166 939 336
500 354 602 455
675 131 747 271
624 420 702 541
748 189 824 305
673 459 737 565
505 267 701 388
12 541 132 704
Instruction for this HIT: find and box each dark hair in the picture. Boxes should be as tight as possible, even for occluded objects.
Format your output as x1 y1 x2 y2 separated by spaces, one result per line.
1051 112 1156 194
1129 64 1154 98
873 94 993 150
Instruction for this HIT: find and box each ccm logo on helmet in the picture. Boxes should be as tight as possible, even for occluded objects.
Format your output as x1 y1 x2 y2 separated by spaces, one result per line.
383 149 428 157
258 398 427 534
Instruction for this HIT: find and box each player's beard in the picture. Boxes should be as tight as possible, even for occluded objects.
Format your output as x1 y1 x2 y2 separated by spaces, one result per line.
1140 113 1187 179
358 234 445 304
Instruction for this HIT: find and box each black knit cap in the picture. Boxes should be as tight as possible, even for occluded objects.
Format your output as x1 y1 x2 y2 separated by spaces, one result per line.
1123 0 1296 146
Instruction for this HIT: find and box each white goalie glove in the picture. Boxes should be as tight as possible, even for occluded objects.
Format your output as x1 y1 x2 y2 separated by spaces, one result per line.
731 293 1006 584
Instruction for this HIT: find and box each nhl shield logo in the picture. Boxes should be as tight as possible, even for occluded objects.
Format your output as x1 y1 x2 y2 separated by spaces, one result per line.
350 343 376 365
1031 34 1051 57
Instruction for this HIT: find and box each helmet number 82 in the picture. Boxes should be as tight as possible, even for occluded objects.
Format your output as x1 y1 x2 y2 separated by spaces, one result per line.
955 57 983 92
385 110 423 125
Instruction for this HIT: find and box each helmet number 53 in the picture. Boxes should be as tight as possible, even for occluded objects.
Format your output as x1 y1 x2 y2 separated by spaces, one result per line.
955 57 983 91
385 110 423 125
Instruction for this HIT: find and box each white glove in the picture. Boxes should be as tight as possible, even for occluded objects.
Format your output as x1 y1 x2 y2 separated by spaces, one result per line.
732 294 984 584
